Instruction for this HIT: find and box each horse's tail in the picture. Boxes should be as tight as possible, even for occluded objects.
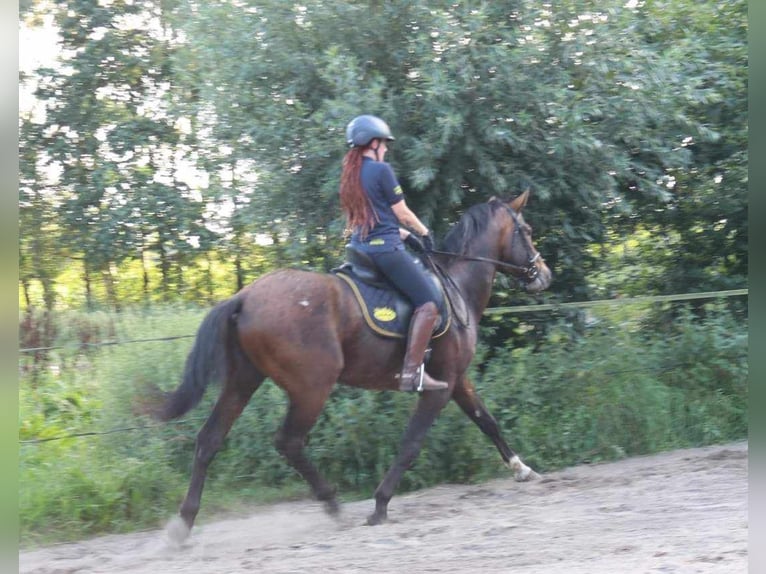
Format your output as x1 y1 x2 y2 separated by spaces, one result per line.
154 294 245 422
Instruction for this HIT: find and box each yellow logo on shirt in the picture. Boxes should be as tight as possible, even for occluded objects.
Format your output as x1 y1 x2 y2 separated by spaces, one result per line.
369 238 385 245
393 185 403 195
373 307 397 322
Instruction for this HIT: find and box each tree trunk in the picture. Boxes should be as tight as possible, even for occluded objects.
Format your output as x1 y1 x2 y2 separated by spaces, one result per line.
175 261 184 301
159 246 171 302
103 265 120 311
140 246 150 302
235 254 244 292
84 265 94 310
205 252 214 303
21 279 32 310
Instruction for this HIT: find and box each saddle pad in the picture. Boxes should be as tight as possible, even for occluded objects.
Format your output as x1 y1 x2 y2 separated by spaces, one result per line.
335 271 450 339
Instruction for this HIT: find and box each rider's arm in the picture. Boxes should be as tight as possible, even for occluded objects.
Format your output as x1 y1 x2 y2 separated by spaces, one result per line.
392 200 430 237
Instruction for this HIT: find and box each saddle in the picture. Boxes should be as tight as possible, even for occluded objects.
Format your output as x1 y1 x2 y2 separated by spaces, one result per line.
332 246 452 339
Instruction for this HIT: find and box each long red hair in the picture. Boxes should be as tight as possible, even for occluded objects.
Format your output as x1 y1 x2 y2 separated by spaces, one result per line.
339 147 378 238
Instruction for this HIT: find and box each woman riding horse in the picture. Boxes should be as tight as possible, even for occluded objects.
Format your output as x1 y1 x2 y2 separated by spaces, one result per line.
152 121 552 540
340 114 447 392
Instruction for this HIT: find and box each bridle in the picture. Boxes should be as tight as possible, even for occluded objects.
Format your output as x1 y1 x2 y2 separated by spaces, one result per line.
419 205 541 330
427 206 542 284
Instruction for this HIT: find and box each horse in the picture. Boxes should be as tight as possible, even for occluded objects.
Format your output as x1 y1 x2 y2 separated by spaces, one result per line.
152 189 552 542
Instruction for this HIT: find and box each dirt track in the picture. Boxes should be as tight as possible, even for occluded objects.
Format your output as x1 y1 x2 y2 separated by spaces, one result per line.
20 441 747 574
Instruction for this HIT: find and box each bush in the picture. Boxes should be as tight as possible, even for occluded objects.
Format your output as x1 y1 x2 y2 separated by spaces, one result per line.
477 302 747 471
19 439 182 544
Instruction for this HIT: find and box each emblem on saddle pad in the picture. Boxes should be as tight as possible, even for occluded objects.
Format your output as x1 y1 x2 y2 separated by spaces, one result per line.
332 248 451 339
373 307 397 322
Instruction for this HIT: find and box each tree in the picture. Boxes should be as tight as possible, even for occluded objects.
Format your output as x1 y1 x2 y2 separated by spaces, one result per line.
170 0 747 303
19 0 747 312
18 118 62 311
633 0 748 296
24 0 211 307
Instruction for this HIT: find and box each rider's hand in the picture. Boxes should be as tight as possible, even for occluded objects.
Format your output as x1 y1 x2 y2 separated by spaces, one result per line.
421 232 434 252
404 233 425 253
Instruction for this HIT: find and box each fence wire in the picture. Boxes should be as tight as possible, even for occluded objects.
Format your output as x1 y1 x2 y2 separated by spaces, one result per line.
18 289 748 355
19 416 208 446
19 334 195 354
484 288 748 314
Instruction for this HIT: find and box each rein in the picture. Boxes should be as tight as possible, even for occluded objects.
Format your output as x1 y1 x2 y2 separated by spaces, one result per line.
422 203 543 329
426 205 541 283
426 249 541 281
420 248 540 331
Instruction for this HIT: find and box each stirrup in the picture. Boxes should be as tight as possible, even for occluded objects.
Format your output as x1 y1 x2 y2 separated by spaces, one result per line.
396 364 448 392
416 363 426 392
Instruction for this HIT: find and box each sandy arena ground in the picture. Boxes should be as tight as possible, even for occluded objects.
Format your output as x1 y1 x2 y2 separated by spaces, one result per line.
19 441 747 574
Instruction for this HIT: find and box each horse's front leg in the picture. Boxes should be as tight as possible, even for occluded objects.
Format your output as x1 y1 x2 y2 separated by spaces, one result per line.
367 389 451 526
452 375 539 481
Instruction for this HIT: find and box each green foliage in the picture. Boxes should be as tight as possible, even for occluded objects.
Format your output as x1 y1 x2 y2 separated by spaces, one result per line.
477 302 747 470
20 440 182 544
19 302 747 544
19 0 748 310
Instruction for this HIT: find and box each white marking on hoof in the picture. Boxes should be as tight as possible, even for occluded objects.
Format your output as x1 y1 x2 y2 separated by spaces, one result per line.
166 516 191 548
507 455 539 482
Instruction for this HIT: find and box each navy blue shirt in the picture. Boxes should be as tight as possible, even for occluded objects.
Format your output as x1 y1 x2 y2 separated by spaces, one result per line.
350 158 405 253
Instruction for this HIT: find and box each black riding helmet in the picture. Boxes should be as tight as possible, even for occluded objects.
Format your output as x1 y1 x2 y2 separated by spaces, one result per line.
346 115 395 147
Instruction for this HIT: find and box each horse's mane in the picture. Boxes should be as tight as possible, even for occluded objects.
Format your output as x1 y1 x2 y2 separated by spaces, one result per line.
440 198 506 255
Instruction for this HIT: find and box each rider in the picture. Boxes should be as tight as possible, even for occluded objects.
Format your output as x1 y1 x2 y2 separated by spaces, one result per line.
339 114 448 392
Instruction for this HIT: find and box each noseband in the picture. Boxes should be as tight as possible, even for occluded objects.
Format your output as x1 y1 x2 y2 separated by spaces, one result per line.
428 207 541 284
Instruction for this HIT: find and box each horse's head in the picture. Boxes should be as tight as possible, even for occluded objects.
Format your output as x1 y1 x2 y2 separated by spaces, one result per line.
439 192 552 294
494 190 552 294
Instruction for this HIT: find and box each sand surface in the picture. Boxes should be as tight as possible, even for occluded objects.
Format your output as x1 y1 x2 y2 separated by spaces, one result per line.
20 441 748 573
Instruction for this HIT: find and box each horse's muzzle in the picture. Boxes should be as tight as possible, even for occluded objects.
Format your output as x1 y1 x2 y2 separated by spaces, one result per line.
523 261 552 293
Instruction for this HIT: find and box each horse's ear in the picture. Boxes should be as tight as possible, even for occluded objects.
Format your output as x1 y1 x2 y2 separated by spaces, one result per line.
509 189 530 212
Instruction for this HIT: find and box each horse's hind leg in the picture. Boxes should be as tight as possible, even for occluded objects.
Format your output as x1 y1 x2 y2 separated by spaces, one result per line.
169 375 264 544
274 384 338 514
452 375 538 481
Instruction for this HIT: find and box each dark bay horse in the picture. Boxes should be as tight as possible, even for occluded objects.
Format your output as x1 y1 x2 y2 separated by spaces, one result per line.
154 190 552 542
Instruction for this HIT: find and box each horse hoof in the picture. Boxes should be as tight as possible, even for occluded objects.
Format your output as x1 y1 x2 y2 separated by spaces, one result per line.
514 465 539 482
366 512 387 526
508 455 539 482
323 498 341 516
166 516 191 547
515 467 541 481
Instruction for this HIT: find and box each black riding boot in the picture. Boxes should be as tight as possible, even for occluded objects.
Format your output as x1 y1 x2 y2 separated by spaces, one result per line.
398 302 449 392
